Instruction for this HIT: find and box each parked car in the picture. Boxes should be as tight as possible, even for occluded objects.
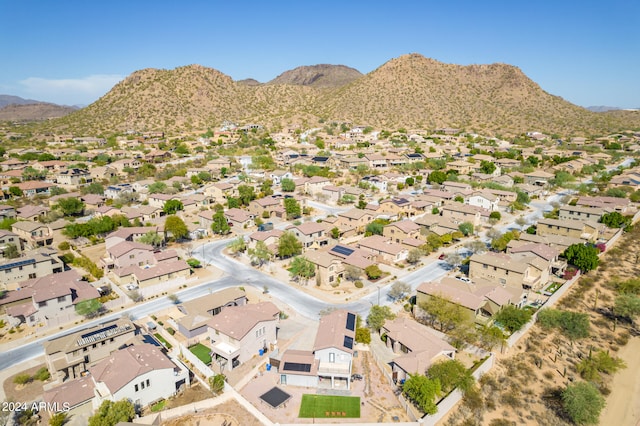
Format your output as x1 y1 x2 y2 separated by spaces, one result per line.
351 373 363 381
438 253 446 260
455 276 471 283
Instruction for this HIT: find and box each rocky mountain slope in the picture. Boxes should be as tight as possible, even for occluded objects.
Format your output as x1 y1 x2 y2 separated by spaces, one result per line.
0 102 78 122
36 55 640 136
268 64 363 89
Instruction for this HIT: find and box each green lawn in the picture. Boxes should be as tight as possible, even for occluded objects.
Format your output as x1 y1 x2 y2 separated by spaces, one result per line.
189 343 212 365
154 333 172 350
298 394 360 418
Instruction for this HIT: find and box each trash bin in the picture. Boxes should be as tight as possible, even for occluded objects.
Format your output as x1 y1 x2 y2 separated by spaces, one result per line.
266 363 271 371
259 348 264 356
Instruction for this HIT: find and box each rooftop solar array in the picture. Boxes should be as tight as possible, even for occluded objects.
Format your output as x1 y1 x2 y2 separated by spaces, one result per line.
283 362 312 373
331 245 354 257
346 313 356 331
0 258 36 271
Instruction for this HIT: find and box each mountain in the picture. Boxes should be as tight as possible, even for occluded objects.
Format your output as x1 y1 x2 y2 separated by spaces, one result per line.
268 64 363 89
236 78 261 86
0 94 44 108
586 106 621 112
35 55 640 136
0 102 78 122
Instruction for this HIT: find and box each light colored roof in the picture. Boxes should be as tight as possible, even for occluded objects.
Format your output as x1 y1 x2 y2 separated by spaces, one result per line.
385 219 421 234
288 221 328 235
108 241 154 258
280 349 319 376
358 235 406 255
90 343 176 394
207 302 279 340
134 259 190 282
417 280 485 310
44 376 95 408
313 309 356 353
44 318 135 355
179 287 246 315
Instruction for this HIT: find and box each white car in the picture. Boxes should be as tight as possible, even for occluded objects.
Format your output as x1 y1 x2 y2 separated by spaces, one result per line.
456 276 471 283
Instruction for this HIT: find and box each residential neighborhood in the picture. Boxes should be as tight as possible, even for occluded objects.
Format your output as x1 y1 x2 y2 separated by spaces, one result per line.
0 123 639 426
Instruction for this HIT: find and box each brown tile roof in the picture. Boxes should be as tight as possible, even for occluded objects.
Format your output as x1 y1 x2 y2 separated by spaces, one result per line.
207 302 279 340
313 309 356 353
280 349 319 376
108 241 154 258
134 259 190 282
417 280 485 311
43 376 95 409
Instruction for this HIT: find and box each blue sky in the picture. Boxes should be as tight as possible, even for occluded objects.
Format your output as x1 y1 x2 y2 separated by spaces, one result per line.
1 0 638 108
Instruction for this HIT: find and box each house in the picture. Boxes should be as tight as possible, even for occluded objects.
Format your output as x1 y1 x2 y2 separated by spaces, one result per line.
225 208 255 228
576 196 630 213
207 302 280 371
0 247 63 290
56 168 92 187
1 269 99 327
17 205 50 221
278 350 320 387
337 209 374 233
312 310 357 389
0 230 22 258
383 220 422 243
467 191 500 211
558 205 606 223
105 226 163 249
11 221 53 249
304 176 331 195
536 218 600 242
447 160 475 175
248 197 283 219
357 235 408 264
440 204 490 227
469 251 551 292
147 193 175 209
114 259 191 288
175 288 247 340
143 150 172 163
89 166 118 181
90 343 189 409
305 250 345 286
378 197 416 218
286 222 329 251
269 170 293 185
0 205 17 220
101 241 156 270
15 181 56 197
104 183 134 200
44 318 137 382
80 194 107 210
321 185 343 203
524 170 554 186
381 317 455 383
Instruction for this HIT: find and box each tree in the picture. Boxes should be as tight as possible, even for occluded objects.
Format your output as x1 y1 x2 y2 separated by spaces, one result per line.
237 184 256 206
515 216 528 229
210 210 231 235
209 374 226 395
186 258 201 268
600 211 631 229
427 359 474 394
478 325 506 351
330 227 340 239
365 221 385 236
284 197 301 219
427 233 443 250
454 195 464 203
458 222 474 236
227 236 246 255
406 248 423 264
402 374 441 415
444 252 463 270
81 182 105 195
148 181 168 194
613 294 640 323
419 294 467 331
55 197 85 216
226 197 240 209
164 216 188 240
388 281 411 300
576 350 626 382
562 381 605 425
21 166 47 181
493 305 532 333
260 179 274 197
479 160 496 175
356 194 367 209
48 412 69 426
464 240 487 255
75 299 103 318
163 199 184 215
3 243 19 259
289 256 316 284
277 231 302 258
248 241 271 267
89 399 136 426
344 265 362 281
537 308 590 341
564 244 599 273
137 231 163 248
489 211 501 220
366 305 395 331
8 186 22 197
0 218 17 230
428 170 447 185
364 264 382 280
281 178 295 192
355 327 371 344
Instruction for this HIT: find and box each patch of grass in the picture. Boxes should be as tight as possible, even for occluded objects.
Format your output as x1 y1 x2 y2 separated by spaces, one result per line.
154 333 172 350
189 343 212 365
298 394 360 418
150 400 165 412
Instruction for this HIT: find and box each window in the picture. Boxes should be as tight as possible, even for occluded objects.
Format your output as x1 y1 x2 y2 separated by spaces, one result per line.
141 381 145 389
329 353 335 363
29 273 36 279
57 296 66 302
146 379 150 386
135 384 139 392
130 254 135 259
38 301 47 307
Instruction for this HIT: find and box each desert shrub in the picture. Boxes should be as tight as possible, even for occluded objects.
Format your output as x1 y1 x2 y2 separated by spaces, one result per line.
14 373 32 385
354 280 363 288
34 367 50 381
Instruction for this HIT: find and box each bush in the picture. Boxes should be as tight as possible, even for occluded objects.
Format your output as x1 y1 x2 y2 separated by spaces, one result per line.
489 211 501 220
354 280 363 288
166 327 175 335
14 373 32 385
364 265 382 280
58 241 70 251
34 367 51 381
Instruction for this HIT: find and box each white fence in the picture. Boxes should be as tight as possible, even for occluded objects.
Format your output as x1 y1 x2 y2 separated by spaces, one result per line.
176 342 215 380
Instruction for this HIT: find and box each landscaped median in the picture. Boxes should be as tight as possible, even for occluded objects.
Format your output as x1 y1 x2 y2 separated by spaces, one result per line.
298 394 361 418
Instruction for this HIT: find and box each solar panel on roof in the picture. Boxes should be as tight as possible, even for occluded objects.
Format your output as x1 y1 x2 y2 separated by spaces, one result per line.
332 245 354 256
80 324 117 340
344 336 354 350
0 258 36 271
283 362 312 373
346 313 356 331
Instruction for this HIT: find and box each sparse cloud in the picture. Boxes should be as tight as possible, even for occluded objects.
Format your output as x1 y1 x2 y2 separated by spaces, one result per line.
19 74 124 106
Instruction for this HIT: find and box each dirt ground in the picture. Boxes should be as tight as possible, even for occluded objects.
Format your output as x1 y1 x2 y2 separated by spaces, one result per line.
441 225 640 426
3 364 47 404
162 399 262 426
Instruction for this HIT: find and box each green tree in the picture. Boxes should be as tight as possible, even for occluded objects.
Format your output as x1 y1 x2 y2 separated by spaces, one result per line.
355 327 371 344
227 236 246 255
364 264 382 280
344 265 362 281
164 215 188 240
366 305 396 331
48 412 69 426
0 218 17 230
613 294 640 323
248 240 271 266
21 166 47 181
427 233 443 250
260 179 274 197
562 381 605 425
538 308 590 341
576 350 626 382
148 181 168 194
419 294 467 331
388 281 411 300
428 170 447 185
427 359 474 394
277 231 302 258
163 199 184 215
226 196 240 209
186 258 201 268
284 197 301 219
356 194 367 209
365 221 384 236
9 186 23 197
88 399 136 426
209 374 226 395
493 305 532 333
600 211 631 229
289 256 316 284
3 243 20 259
479 160 496 174
75 299 103 318
210 210 231 235
454 195 464 203
402 374 441 415
330 227 340 239
489 211 501 220
81 182 105 195
237 184 256 206
406 248 423 264
281 178 295 192
458 222 474 236
564 244 599 273
137 231 163 248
